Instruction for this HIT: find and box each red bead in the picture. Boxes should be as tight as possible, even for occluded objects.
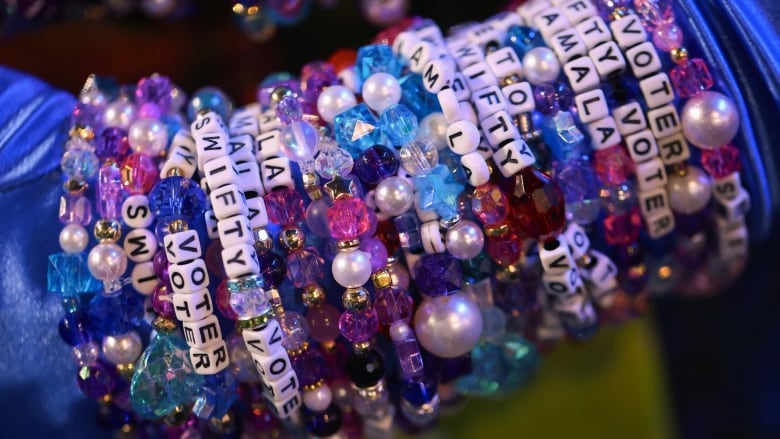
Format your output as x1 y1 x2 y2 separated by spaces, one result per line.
119 152 158 194
502 168 566 240
603 208 642 246
264 189 305 226
328 49 357 73
471 183 509 226
486 222 524 267
372 17 417 45
670 58 714 98
594 144 634 185
375 219 401 256
327 197 371 240
700 144 741 179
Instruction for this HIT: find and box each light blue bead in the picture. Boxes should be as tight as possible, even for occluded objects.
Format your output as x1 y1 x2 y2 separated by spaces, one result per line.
380 104 418 146
541 111 585 163
399 74 442 119
187 86 233 121
61 146 99 181
355 44 403 84
415 164 464 222
333 103 384 157
280 120 319 162
193 370 238 420
47 253 101 298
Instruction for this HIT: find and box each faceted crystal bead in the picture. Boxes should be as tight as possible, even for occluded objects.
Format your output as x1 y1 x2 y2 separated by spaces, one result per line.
291 345 327 387
457 334 538 396
359 237 388 272
88 289 144 337
258 252 287 289
594 144 633 185
541 111 584 163
634 0 675 31
333 103 384 157
277 311 309 350
486 223 524 267
503 168 566 240
96 127 130 162
305 69 341 103
603 208 642 246
604 75 639 107
399 74 442 119
315 143 355 179
600 181 638 215
380 104 418 146
471 183 509 226
701 144 741 179
506 25 545 57
77 360 116 399
394 335 424 380
414 253 462 297
338 308 379 343
345 348 385 388
400 139 438 176
120 152 158 194
652 22 684 51
596 0 632 20
286 247 325 288
193 370 238 420
355 145 399 185
229 288 269 320
307 303 342 344
59 311 92 346
151 284 175 319
59 193 92 225
415 164 463 221
61 146 99 182
328 197 371 240
149 176 207 224
393 212 423 253
374 286 414 325
671 58 715 98
554 159 601 225
97 164 123 219
48 253 102 298
460 252 495 284
534 83 561 116
276 95 303 124
355 44 403 83
71 101 103 131
215 281 238 320
264 188 305 225
136 74 173 112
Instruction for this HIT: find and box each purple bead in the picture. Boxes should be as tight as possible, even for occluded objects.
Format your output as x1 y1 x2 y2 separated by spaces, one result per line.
533 83 560 116
276 95 303 124
374 286 413 325
307 303 342 344
360 208 379 238
394 337 424 380
148 176 208 224
76 360 116 399
59 193 92 225
305 69 341 102
413 254 462 297
555 81 574 110
264 189 305 226
96 127 130 162
136 74 173 113
258 252 287 289
596 0 632 20
59 311 92 346
286 247 325 288
554 158 601 224
338 308 379 343
359 237 388 272
71 101 102 130
152 249 169 279
97 165 123 220
152 283 175 319
291 346 327 388
258 76 301 108
355 145 400 185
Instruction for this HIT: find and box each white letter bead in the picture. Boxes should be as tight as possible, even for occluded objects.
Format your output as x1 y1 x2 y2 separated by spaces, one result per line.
258 110 282 133
393 31 421 58
480 110 520 148
255 130 282 161
589 41 627 80
461 152 491 187
502 81 536 115
476 138 494 160
446 120 481 155
485 47 524 80
587 116 622 150
550 29 587 62
222 243 260 279
612 101 647 135
638 187 670 218
122 195 154 229
576 16 612 50
261 157 294 192
712 172 742 202
657 132 691 165
131 261 157 296
204 210 219 240
191 111 227 136
170 130 196 156
460 101 479 125
451 74 471 101
539 236 576 275
451 43 484 70
194 131 228 170
561 0 596 24
173 289 214 323
190 340 229 375
251 348 292 382
517 0 551 25
414 21 444 45
422 58 455 94
542 266 583 296
421 221 446 254
168 258 210 294
534 8 571 40
408 40 437 74
472 86 507 118
162 145 198 179
610 14 647 49
437 88 462 123
246 196 270 229
493 139 536 177
227 134 257 163
243 319 284 356
164 229 202 264
563 55 601 94
646 104 681 139
640 73 675 109
235 160 265 197
553 292 597 328
625 42 662 79
229 111 260 137
719 223 749 260
714 187 751 222
266 391 302 419
581 249 618 295
262 369 299 402
182 314 223 349
466 23 503 50
644 208 675 239
563 222 590 259
635 157 668 191
124 228 156 263
210 184 248 220
203 155 240 190
487 11 521 33
625 129 659 163
462 62 499 92
574 89 609 124
217 215 254 249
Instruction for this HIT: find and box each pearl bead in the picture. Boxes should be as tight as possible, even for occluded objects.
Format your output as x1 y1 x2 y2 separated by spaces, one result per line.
445 220 484 260
389 320 413 341
102 331 143 365
668 166 712 214
103 100 136 130
317 85 357 124
59 223 89 253
375 176 414 216
522 47 561 85
303 385 333 412
332 249 373 288
361 0 408 26
362 73 402 114
87 242 128 281
128 118 168 157
681 91 740 149
414 293 482 358
418 112 449 150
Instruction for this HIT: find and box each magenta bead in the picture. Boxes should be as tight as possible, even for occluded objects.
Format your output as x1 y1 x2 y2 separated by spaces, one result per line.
120 152 158 194
338 308 379 343
603 208 642 246
652 22 683 51
374 286 414 325
216 280 238 320
359 208 379 238
701 144 742 179
264 189 305 226
307 304 342 344
138 102 163 120
359 237 388 272
594 145 634 185
670 58 714 98
151 283 175 318
328 197 371 240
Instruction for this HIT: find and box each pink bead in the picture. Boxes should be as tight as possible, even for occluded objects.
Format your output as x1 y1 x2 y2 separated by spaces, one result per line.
264 189 305 226
603 208 642 246
216 280 238 320
307 303 342 344
338 308 379 343
594 145 634 185
486 222 524 267
120 152 158 194
634 0 675 31
138 102 162 120
652 22 684 52
671 58 715 98
471 183 509 226
700 144 742 179
327 197 371 240
151 283 175 319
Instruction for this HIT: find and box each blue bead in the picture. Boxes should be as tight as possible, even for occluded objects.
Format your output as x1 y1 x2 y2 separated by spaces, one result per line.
541 111 585 163
333 103 385 157
355 145 399 185
393 212 423 253
303 403 342 437
402 376 437 406
193 370 238 420
399 74 442 119
148 176 208 224
187 86 233 121
61 145 99 181
414 164 464 221
59 311 93 346
379 104 418 146
603 74 640 107
87 289 145 337
47 253 102 298
506 25 545 57
554 158 601 225
355 44 403 84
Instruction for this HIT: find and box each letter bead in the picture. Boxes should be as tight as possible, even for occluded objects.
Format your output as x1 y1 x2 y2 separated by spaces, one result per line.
131 261 158 296
162 145 198 179
210 184 248 220
234 159 265 197
451 43 484 71
574 89 609 124
485 47 524 80
221 243 261 279
422 58 455 94
646 104 681 139
580 249 618 296
168 258 210 294
472 86 507 118
393 31 421 58
446 120 481 155
261 157 294 192
635 157 668 191
228 109 261 138
218 215 254 249
639 73 675 109
563 222 590 259
612 101 647 135
480 110 520 148
251 348 292 383
461 151 491 187
563 56 600 94
191 111 227 136
587 116 622 150
533 8 571 40
164 229 202 264
255 130 282 161
437 88 462 123
625 41 662 79
421 221 446 254
124 228 157 263
246 196 270 229
203 155 240 190
550 29 587 62
266 391 302 419
261 369 299 402
502 81 536 115
542 266 583 296
589 41 627 80
539 236 576 275
625 129 659 163
122 194 154 229
227 133 257 163
493 139 536 177
517 0 551 25
713 187 751 222
637 187 670 218
712 172 742 202
450 73 471 101
182 314 223 349
173 289 214 323
576 16 612 50
460 100 479 125
467 23 503 50
462 62 499 93
408 40 437 74
644 208 675 239
204 210 219 240
190 340 229 375
258 110 282 133
718 221 748 260
243 319 284 356
657 132 691 165
609 14 647 50
552 291 597 327
194 131 228 171
561 0 597 24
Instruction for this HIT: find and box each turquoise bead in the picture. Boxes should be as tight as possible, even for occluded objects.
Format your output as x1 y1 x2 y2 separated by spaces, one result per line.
333 103 384 157
47 253 101 298
380 104 418 146
415 164 464 222
399 74 442 119
355 44 403 83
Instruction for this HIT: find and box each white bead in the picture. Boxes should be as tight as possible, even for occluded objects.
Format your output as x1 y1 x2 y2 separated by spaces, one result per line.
587 116 622 150
375 176 414 216
413 293 483 358
576 16 612 50
103 100 136 130
466 22 503 50
542 266 583 296
265 391 302 419
261 157 294 192
102 331 143 365
128 118 168 157
517 0 551 24
471 85 507 118
502 81 536 115
204 210 219 240
534 8 571 40
362 73 402 113
657 132 691 165
59 223 89 253
234 159 265 197
625 41 662 79
124 228 156 263
221 243 261 279
640 73 675 110
210 184 248 220
719 222 749 260
263 369 300 403
637 186 670 218
574 88 609 124
460 100 479 125
451 43 484 70
250 347 292 382
228 108 261 137
182 314 222 349
168 258 209 294
713 187 750 222
227 133 256 163
191 110 227 136
610 14 647 49
414 21 444 45
580 249 618 296
589 41 627 80
87 242 127 281
487 11 521 33
681 91 740 149
190 339 229 375
462 62 499 92
561 0 596 24
522 47 561 85
562 56 600 94
408 40 437 74
450 73 471 101
415 196 439 223
421 221 446 254
712 172 742 202
645 207 675 238
203 155 240 190
255 130 282 161
625 129 659 163
485 47 524 80
493 138 536 177
476 137 495 160
445 219 485 259
163 229 202 264
481 110 520 149
635 157 668 191
539 235 576 275
130 261 157 296
437 88 462 123
612 101 647 135
667 166 712 214
194 131 228 171
217 215 254 249
564 222 590 259
366 190 392 222
161 145 197 179
317 85 357 124
243 319 284 356
446 120 481 155
173 288 214 322
258 109 282 133
646 104 681 139
422 58 455 94
550 28 587 62
332 249 372 288
393 31 421 58
303 385 332 412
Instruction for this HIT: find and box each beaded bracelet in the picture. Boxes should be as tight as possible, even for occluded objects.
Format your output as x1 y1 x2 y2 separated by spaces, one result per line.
47 3 752 436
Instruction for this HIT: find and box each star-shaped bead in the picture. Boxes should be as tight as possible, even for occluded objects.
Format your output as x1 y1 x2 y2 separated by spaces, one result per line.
414 164 464 221
323 175 356 200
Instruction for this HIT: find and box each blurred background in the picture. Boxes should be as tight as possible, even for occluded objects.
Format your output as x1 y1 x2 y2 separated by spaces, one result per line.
1 1 779 438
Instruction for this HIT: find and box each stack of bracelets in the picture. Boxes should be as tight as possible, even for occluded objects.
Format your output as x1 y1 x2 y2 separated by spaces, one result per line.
48 0 751 436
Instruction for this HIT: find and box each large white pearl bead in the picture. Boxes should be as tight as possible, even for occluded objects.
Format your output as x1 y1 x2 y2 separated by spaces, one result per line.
317 85 357 124
668 166 712 214
102 331 143 365
87 242 128 281
375 176 414 216
522 47 561 85
303 384 333 412
332 249 372 288
681 91 740 149
362 72 402 114
414 293 483 358
445 220 485 260
59 223 89 253
418 112 449 150
128 118 168 157
103 100 137 130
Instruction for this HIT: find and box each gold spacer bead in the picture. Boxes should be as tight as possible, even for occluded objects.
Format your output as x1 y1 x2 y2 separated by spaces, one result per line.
342 287 370 312
254 228 275 254
279 226 305 252
100 394 113 405
371 269 393 289
94 219 122 242
287 341 309 357
270 86 294 105
485 223 509 237
302 283 326 308
70 126 95 141
166 167 183 177
63 179 87 194
236 312 273 331
500 74 522 87
495 261 525 283
670 47 689 65
337 239 360 250
209 411 237 435
167 219 188 234
152 315 178 333
353 340 371 354
303 379 325 392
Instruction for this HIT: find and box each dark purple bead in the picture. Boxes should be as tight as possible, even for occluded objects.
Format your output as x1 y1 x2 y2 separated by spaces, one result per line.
258 253 287 289
346 349 385 388
71 101 102 130
149 176 208 224
359 237 388 272
355 145 399 185
77 360 116 399
533 82 559 116
96 127 130 162
413 254 462 297
136 74 173 113
59 311 92 346
286 247 325 288
555 81 574 110
305 70 341 102
96 403 133 430
374 286 413 325
303 403 343 437
151 284 175 319
291 347 327 388
152 249 169 279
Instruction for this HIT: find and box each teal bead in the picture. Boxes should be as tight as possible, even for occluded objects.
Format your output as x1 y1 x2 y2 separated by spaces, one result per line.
415 164 464 222
399 74 442 119
455 333 538 396
47 253 101 298
380 104 418 146
460 253 494 284
333 103 384 157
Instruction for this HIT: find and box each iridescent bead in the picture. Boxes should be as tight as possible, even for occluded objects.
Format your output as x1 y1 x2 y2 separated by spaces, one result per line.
315 143 354 179
136 74 173 113
103 99 137 131
229 288 269 320
48 253 102 297
328 198 371 240
380 104 418 146
600 181 638 215
264 188 305 226
374 286 413 325
280 120 319 163
71 101 102 131
333 103 384 157
414 254 462 297
681 91 740 149
541 111 584 162
59 193 92 225
277 311 309 350
277 95 303 124
652 22 684 52
355 145 399 185
471 183 509 226
339 308 379 343
61 146 99 182
346 349 385 388
96 127 130 162
671 58 714 98
148 176 207 223
634 0 675 31
287 247 325 288
97 164 123 220
187 86 233 121
359 237 388 272
193 370 238 420
700 144 741 179
128 118 168 157
355 44 403 83
503 168 566 240
505 25 544 57
445 219 485 260
594 144 633 185
399 138 438 176
77 360 116 399
258 252 287 289
120 152 158 194
603 208 642 246
554 159 601 225
306 198 332 238
307 303 342 344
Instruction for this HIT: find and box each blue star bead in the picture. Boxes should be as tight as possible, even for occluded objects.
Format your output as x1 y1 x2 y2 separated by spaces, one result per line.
414 164 464 222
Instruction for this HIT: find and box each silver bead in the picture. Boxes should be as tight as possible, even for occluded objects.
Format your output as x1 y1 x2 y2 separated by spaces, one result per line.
303 385 333 412
102 331 143 365
522 47 561 85
681 91 739 149
413 293 482 358
668 166 712 214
